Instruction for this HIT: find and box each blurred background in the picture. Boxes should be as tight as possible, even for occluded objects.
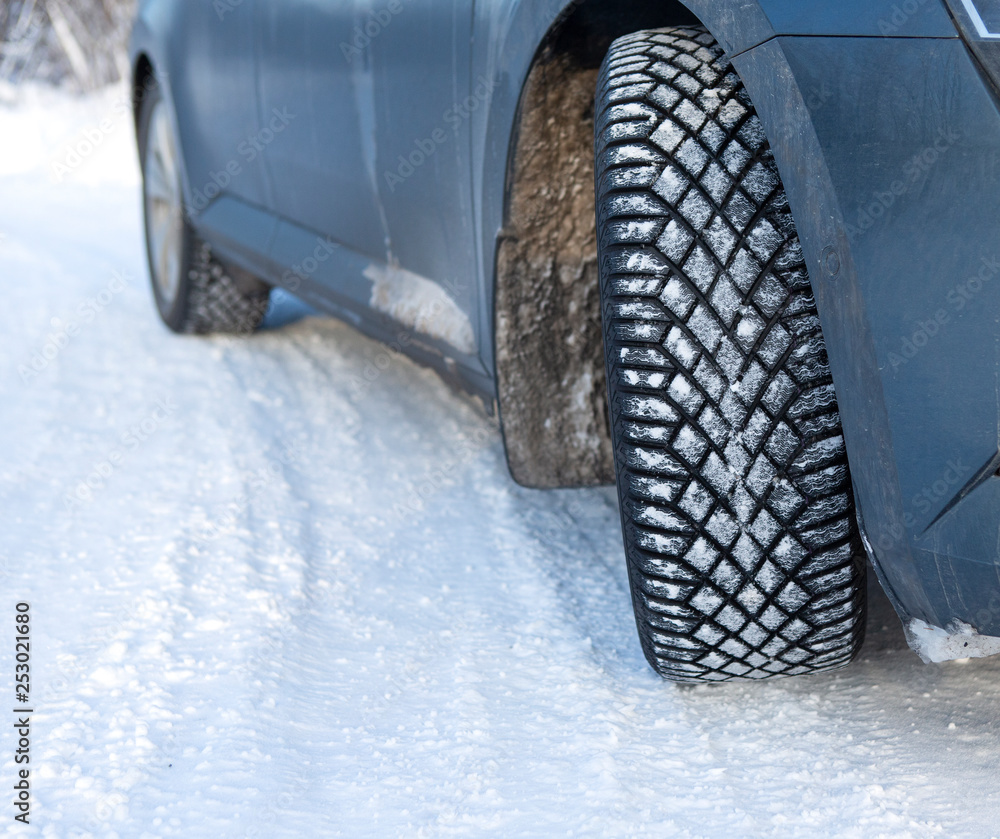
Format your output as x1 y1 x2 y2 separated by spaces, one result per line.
0 0 134 92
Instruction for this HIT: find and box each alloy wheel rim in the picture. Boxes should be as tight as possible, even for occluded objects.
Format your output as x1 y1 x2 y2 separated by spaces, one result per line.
144 101 184 306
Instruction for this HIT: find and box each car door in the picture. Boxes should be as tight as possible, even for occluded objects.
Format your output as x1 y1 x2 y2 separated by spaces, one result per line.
254 0 389 262
139 0 269 216
368 1 480 351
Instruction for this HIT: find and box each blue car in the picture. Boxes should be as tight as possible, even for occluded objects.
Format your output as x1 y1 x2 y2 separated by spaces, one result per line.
130 0 1000 681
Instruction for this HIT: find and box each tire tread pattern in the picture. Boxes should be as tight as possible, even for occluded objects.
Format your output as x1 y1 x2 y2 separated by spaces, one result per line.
595 28 866 682
181 242 270 335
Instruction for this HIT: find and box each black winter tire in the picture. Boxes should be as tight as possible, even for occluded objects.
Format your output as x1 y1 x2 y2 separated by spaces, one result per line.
595 28 866 681
138 78 270 335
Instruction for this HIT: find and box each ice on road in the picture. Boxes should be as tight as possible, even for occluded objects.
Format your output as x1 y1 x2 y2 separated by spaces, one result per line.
1 84 999 838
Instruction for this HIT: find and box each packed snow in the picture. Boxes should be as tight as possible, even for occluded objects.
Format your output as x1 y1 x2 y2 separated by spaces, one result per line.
364 263 475 356
2 83 1000 838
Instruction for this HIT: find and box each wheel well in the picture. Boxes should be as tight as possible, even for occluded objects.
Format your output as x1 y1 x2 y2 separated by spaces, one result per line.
542 0 701 70
494 1 702 488
131 53 155 134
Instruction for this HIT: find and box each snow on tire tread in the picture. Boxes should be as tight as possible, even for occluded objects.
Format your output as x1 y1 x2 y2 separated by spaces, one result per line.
182 242 270 335
596 28 866 682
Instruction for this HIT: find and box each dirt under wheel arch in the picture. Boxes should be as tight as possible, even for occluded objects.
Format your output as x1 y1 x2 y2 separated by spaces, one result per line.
495 52 615 489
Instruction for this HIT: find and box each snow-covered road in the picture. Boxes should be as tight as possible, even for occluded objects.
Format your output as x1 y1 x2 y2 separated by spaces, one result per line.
2 84 999 839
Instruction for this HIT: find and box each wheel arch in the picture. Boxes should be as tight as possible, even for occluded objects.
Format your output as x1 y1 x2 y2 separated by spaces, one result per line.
131 52 156 136
485 0 831 489
484 0 964 634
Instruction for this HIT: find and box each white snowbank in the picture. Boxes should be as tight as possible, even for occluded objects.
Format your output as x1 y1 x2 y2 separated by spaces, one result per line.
0 81 139 185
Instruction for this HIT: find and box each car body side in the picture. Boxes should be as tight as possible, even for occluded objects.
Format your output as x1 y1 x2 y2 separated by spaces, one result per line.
130 0 1000 655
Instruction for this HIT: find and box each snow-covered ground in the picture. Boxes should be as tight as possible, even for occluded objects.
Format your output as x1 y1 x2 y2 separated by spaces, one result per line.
2 83 1000 839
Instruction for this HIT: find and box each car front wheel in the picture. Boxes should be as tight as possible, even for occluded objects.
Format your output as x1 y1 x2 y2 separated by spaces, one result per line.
594 27 867 681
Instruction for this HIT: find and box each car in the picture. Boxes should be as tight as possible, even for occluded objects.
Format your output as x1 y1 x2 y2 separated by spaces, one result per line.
129 0 1000 682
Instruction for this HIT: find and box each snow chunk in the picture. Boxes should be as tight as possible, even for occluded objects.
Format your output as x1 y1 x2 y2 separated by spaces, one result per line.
603 142 663 167
607 101 656 120
717 99 747 129
905 620 1000 664
657 220 694 262
660 277 696 320
628 446 685 476
650 120 686 154
631 475 683 502
653 164 689 205
625 369 668 389
673 424 708 465
634 504 688 532
668 372 703 412
620 346 672 367
636 530 688 556
711 559 742 594
607 218 663 244
621 394 679 422
366 263 475 354
624 249 670 274
674 98 707 132
665 326 699 369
